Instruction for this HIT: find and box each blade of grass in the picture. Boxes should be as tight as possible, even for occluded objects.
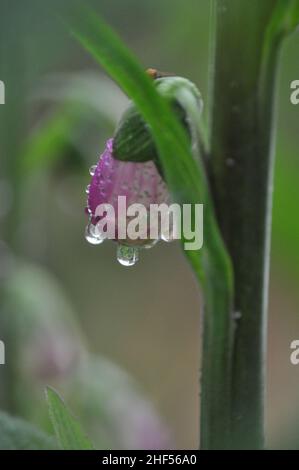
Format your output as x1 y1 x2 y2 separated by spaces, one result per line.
46 387 93 450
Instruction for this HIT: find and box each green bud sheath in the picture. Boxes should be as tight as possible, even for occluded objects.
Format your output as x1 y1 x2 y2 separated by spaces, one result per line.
113 103 158 163
113 76 195 176
113 94 190 162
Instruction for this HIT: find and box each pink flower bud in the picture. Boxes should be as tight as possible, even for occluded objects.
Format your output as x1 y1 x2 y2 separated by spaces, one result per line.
85 139 171 265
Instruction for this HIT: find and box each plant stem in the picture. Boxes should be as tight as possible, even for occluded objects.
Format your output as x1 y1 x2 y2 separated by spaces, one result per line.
208 0 288 449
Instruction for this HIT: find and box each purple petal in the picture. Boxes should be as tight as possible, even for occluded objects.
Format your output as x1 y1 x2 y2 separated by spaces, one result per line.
86 139 170 236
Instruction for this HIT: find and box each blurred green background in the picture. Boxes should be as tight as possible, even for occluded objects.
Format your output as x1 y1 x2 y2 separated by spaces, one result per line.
0 0 298 449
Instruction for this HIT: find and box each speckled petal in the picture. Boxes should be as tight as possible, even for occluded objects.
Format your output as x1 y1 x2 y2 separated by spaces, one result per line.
86 138 170 243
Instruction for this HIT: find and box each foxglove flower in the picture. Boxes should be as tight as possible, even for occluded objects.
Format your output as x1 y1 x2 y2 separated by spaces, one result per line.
85 138 172 266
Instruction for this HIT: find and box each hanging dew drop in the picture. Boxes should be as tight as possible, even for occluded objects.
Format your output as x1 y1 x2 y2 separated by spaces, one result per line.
143 239 158 250
233 311 242 321
85 184 90 194
85 222 105 245
161 216 178 242
161 231 171 242
161 226 175 242
117 244 139 266
89 165 97 176
160 209 176 242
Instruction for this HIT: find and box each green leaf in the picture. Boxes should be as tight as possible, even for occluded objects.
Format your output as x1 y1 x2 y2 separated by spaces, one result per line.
0 411 57 450
272 150 299 280
275 0 299 34
46 387 94 450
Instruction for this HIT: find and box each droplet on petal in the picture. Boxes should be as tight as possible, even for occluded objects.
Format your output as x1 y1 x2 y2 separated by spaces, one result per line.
161 214 177 242
89 165 97 176
161 231 173 243
85 222 105 245
117 244 139 266
143 239 158 250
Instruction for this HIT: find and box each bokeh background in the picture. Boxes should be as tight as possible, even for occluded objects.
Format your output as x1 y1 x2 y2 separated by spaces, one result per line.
0 0 298 449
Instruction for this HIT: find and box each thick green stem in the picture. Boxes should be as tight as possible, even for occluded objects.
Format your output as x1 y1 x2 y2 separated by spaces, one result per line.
209 0 292 448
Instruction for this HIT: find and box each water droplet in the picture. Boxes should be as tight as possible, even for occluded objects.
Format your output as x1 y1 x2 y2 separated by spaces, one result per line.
161 232 172 242
233 311 242 321
161 218 176 242
85 222 105 245
143 239 158 250
226 158 235 167
117 244 139 266
89 165 97 176
85 184 90 194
